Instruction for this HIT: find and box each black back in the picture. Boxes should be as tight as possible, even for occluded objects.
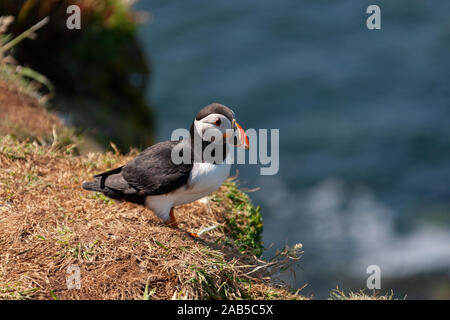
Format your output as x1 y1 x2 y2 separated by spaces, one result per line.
121 140 193 196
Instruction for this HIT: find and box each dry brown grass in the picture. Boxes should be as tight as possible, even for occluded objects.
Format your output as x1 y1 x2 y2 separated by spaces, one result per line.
0 80 61 141
329 288 399 300
0 135 306 300
0 78 102 153
0 79 87 152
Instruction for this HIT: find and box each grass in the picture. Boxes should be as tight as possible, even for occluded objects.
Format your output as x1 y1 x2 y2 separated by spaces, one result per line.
0 78 93 153
0 64 45 102
0 14 85 151
0 283 40 300
220 180 264 257
329 288 398 300
0 134 306 300
0 71 79 146
88 192 116 205
0 15 52 103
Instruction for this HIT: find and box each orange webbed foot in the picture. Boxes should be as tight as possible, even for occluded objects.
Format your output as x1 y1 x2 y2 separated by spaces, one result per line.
188 232 200 238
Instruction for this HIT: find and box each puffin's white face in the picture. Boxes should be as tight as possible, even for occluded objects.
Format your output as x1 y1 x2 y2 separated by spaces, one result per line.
194 113 233 144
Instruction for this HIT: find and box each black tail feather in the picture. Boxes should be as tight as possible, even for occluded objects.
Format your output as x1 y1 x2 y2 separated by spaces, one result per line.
82 179 102 192
82 166 144 205
83 165 124 192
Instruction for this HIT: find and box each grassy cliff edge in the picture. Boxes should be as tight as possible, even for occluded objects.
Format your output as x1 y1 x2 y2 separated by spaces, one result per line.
0 80 397 300
0 81 307 300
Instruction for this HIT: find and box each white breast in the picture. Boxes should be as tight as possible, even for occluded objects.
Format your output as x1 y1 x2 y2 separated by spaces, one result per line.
144 161 231 222
171 162 231 206
187 162 231 195
174 163 231 206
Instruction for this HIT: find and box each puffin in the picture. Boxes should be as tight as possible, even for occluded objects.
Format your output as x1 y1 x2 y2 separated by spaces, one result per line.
82 103 249 235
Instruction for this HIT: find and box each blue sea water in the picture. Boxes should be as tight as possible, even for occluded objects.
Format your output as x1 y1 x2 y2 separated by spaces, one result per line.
135 0 450 298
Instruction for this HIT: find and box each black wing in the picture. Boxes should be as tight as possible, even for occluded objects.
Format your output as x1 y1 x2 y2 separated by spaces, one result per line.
121 140 193 196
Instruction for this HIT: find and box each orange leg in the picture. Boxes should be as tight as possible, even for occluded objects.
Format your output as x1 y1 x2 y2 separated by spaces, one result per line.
165 208 179 228
165 208 199 238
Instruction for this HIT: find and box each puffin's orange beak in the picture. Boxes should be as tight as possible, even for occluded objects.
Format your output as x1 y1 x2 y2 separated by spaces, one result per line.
234 120 249 149
227 119 249 149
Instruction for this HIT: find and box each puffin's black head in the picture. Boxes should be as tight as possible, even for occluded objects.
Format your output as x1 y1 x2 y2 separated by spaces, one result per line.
191 103 249 149
195 103 235 122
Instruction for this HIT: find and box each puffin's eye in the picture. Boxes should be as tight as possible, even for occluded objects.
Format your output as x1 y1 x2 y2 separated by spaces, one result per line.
214 118 221 126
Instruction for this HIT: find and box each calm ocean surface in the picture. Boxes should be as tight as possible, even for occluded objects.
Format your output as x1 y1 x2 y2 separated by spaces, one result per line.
135 0 450 298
